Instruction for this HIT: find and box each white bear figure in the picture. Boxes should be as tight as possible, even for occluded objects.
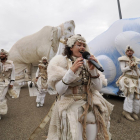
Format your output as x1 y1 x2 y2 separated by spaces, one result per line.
88 17 140 95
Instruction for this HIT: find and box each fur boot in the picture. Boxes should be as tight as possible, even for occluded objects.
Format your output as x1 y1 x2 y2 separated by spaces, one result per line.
122 110 135 121
131 112 139 120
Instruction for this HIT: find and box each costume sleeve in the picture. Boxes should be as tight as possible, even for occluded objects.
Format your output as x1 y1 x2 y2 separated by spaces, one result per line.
36 68 39 78
10 63 15 85
138 68 140 77
89 68 102 91
55 69 78 95
120 61 131 73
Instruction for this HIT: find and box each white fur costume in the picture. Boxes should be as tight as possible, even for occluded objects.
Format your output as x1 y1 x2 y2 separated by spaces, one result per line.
0 60 15 115
46 55 113 140
36 61 48 105
117 55 140 114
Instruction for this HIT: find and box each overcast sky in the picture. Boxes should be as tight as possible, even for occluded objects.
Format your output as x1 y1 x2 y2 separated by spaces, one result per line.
0 0 140 51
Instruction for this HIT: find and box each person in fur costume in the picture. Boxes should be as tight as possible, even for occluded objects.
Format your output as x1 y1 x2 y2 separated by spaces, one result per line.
46 34 113 140
116 46 140 121
0 49 15 120
36 57 48 107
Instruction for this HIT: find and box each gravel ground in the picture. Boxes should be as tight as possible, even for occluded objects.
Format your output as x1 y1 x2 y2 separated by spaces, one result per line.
107 95 140 140
0 86 140 140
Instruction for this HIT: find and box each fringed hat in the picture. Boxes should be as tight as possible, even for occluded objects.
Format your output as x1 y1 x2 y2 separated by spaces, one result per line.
42 56 48 61
0 49 9 57
67 34 87 48
66 34 90 52
39 56 48 63
125 45 134 53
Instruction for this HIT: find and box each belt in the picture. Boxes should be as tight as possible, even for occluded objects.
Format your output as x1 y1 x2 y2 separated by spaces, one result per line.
124 74 139 80
64 94 87 101
70 85 87 94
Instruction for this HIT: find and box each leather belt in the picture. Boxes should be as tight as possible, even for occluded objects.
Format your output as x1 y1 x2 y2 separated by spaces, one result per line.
64 94 87 101
124 74 139 80
71 85 87 94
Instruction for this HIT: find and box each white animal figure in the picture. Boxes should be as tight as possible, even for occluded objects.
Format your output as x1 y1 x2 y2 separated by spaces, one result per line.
9 20 75 81
88 17 140 95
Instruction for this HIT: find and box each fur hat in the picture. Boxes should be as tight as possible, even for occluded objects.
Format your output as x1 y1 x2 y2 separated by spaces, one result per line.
39 56 48 63
42 56 48 61
67 34 87 48
0 49 9 57
125 45 134 53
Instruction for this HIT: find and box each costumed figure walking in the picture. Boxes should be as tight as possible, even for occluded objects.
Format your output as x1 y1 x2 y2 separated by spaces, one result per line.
46 34 114 140
117 46 140 121
36 57 48 107
0 49 15 120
